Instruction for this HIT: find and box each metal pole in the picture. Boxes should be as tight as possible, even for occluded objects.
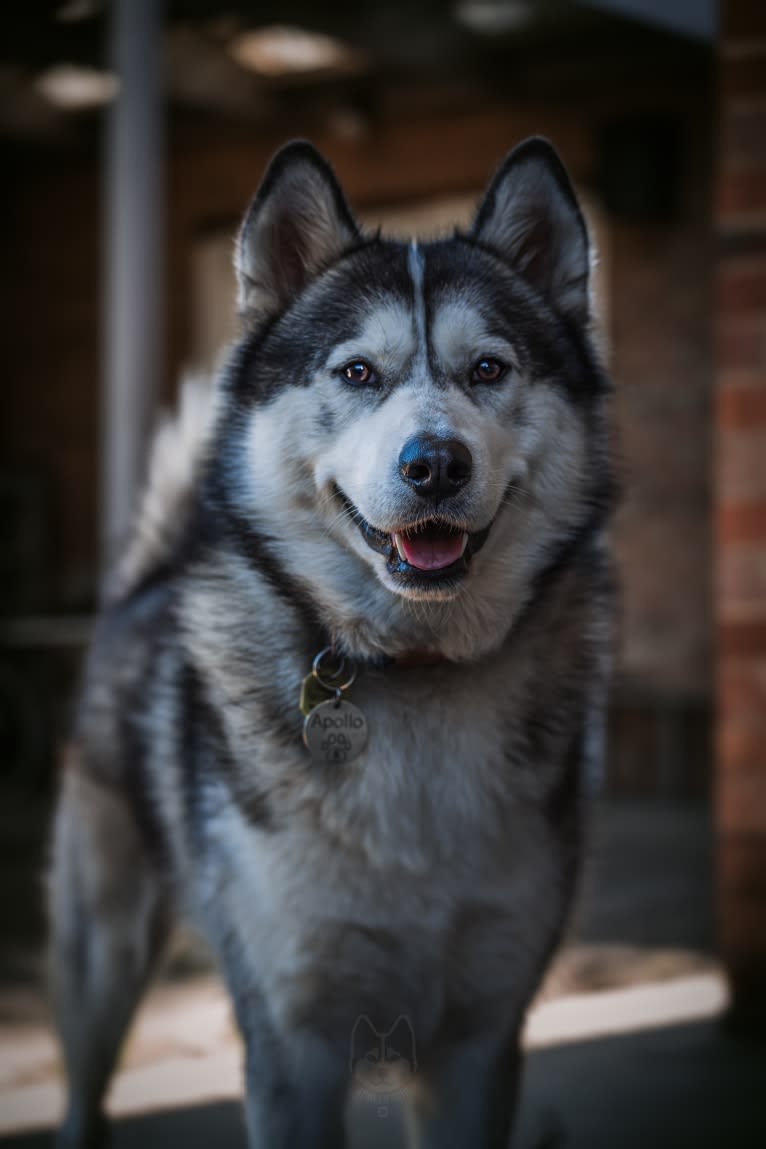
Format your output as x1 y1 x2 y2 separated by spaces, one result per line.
101 0 164 577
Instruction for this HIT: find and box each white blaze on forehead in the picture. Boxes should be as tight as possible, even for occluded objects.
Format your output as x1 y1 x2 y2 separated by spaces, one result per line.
326 301 416 372
430 299 517 372
408 241 428 351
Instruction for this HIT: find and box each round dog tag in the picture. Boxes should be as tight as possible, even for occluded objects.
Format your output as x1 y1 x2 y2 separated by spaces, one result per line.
303 699 368 766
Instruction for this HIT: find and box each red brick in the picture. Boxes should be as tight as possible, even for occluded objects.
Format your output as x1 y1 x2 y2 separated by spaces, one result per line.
719 655 766 712
717 383 766 426
717 0 766 1011
717 427 766 502
717 763 766 833
718 503 766 542
717 541 766 619
718 712 766 766
718 260 766 313
717 321 766 370
719 619 766 655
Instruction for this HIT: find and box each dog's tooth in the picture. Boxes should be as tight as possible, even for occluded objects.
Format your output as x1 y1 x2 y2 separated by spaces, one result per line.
460 532 469 556
393 533 408 561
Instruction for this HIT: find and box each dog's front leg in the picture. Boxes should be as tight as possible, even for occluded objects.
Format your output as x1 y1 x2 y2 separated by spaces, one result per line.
241 1024 349 1149
410 1031 523 1149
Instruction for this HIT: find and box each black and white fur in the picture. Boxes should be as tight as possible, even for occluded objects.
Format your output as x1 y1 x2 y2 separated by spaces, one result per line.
50 137 614 1149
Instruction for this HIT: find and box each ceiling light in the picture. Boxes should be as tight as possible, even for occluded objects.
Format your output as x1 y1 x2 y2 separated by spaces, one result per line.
56 0 103 22
454 0 537 34
230 25 360 77
36 64 119 110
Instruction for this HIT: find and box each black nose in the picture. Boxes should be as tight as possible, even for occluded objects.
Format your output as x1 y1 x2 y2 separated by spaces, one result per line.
398 435 473 500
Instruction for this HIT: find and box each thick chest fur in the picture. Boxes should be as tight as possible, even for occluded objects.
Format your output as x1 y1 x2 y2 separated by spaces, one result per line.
172 588 600 1049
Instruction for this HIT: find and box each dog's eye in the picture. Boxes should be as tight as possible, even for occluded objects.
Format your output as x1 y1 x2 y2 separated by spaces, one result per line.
341 359 377 386
471 357 505 384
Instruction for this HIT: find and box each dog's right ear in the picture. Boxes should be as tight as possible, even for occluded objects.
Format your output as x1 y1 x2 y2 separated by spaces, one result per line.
235 141 360 326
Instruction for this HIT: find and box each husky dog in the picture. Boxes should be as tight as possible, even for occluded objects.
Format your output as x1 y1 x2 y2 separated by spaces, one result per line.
50 137 614 1149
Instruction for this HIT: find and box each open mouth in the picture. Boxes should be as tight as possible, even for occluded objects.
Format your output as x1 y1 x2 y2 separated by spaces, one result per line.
392 523 469 571
335 488 492 587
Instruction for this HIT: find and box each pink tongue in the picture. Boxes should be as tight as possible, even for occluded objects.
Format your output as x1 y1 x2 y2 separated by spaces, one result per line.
398 529 465 571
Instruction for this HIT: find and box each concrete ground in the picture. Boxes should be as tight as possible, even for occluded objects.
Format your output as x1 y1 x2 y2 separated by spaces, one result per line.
1 798 765 1146
2 1000 765 1148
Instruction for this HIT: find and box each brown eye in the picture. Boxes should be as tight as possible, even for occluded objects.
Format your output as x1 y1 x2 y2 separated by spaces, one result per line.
472 357 505 384
342 359 377 386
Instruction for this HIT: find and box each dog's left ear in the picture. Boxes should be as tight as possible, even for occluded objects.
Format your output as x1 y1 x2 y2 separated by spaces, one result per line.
473 137 590 323
235 140 360 325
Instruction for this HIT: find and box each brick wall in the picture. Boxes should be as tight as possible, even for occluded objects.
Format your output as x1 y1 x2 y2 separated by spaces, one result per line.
716 0 766 1023
610 122 713 700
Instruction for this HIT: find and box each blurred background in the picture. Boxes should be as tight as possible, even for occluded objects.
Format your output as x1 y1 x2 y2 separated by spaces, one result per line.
1 0 765 1146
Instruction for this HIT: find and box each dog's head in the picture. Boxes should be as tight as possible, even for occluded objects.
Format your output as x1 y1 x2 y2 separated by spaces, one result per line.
211 139 610 660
